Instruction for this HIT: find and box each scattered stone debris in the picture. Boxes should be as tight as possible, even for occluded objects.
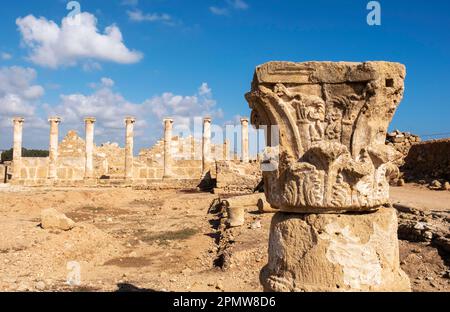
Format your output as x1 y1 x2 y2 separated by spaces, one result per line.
395 203 450 254
429 180 442 190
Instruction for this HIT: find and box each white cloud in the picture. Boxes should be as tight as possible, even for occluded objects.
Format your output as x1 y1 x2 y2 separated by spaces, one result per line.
228 0 249 10
210 7 229 16
210 0 249 16
82 60 102 72
1 52 12 60
198 82 212 96
16 12 143 69
100 77 115 88
0 66 44 100
127 9 173 25
0 66 47 146
46 79 223 146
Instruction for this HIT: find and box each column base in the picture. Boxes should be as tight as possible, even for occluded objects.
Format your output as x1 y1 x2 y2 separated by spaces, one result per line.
261 208 411 292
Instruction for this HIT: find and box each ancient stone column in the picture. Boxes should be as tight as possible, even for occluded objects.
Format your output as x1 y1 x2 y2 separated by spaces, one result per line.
241 118 249 163
12 117 24 180
246 61 411 292
48 117 61 180
124 117 136 181
202 117 212 174
163 118 174 179
223 139 230 161
84 117 96 180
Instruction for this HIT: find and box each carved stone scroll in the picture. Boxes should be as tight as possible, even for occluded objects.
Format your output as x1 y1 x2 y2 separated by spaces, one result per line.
246 61 405 213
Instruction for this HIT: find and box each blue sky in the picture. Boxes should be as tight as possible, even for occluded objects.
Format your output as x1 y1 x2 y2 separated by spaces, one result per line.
0 0 449 151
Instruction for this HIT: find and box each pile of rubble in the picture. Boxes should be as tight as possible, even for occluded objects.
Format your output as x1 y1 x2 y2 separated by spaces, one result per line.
395 203 450 255
386 130 421 166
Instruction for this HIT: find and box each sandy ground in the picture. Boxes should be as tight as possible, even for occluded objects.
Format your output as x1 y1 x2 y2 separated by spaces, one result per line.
0 183 448 292
391 184 450 212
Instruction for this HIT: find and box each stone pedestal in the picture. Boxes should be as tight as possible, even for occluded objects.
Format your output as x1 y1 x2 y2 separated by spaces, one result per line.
261 208 411 292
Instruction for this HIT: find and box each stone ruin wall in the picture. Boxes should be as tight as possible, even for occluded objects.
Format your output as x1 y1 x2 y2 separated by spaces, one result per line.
401 138 450 183
385 130 450 183
215 160 262 194
386 130 421 167
11 130 245 185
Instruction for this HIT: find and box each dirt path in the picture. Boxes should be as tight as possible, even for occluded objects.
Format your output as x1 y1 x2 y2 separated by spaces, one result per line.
391 184 450 211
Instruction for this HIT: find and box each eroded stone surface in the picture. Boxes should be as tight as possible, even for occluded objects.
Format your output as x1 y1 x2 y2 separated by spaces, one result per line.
40 208 75 231
246 61 405 213
261 208 411 292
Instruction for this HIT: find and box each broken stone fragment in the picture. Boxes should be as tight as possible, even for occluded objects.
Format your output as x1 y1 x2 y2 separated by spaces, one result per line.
443 182 450 191
40 208 75 231
429 180 442 190
226 206 245 228
223 193 265 209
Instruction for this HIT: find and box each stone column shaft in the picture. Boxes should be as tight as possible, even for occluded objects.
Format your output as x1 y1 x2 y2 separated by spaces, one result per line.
124 117 136 180
202 117 212 173
163 118 174 179
223 139 230 161
12 118 24 180
84 117 96 179
48 117 61 180
241 118 249 163
191 136 196 160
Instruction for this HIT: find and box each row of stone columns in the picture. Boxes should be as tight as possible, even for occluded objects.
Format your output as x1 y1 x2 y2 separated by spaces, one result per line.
11 117 136 181
11 115 249 181
162 117 250 179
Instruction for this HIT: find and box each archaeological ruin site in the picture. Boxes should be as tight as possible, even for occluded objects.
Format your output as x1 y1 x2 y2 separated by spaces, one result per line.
0 61 449 294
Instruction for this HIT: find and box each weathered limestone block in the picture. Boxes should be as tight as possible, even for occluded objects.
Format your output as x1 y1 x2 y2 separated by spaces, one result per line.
246 61 405 213
40 208 75 231
216 160 262 193
59 130 85 157
226 206 245 227
261 208 410 292
223 193 265 209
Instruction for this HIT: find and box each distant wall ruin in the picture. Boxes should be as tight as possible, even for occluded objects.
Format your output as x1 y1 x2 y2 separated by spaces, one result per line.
386 130 421 167
215 160 262 194
401 138 450 182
